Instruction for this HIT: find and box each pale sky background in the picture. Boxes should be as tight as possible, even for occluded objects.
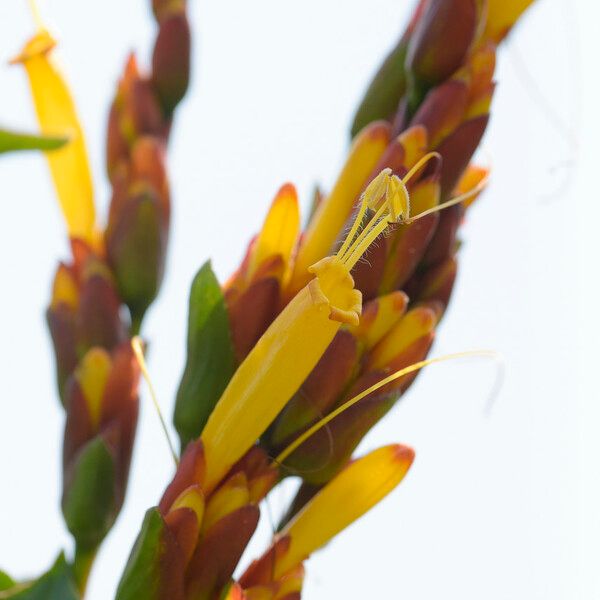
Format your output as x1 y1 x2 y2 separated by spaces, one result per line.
0 1 598 599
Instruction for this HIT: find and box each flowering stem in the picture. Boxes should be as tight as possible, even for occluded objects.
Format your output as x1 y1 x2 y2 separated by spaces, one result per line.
131 313 143 337
73 545 97 596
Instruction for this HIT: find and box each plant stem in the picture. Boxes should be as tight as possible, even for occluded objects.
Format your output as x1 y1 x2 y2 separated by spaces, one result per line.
73 545 97 597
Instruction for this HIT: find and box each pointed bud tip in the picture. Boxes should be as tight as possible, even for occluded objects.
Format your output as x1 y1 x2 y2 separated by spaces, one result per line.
390 443 416 467
276 182 298 200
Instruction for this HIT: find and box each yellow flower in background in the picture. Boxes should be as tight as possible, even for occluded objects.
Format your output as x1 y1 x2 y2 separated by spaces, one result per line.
13 23 96 244
484 0 536 41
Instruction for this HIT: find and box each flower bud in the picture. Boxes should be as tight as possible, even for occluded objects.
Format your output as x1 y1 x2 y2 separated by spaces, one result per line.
152 13 191 115
405 0 484 107
105 183 168 331
62 344 139 551
47 249 127 401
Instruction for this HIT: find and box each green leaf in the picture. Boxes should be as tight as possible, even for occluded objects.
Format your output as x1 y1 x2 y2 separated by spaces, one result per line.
0 571 15 591
0 127 69 154
0 554 79 600
174 261 236 450
62 436 116 550
115 508 166 600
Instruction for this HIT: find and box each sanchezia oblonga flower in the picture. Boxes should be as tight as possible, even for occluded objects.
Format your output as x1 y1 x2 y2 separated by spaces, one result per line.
118 175 419 600
10 0 190 592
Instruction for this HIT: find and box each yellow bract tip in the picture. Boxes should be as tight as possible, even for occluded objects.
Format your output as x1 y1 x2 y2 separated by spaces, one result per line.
51 265 79 310
75 348 112 429
170 485 205 525
348 291 409 350
366 306 437 371
202 473 250 532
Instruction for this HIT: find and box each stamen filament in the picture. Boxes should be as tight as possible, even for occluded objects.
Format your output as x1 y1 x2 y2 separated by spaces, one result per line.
27 0 45 31
274 350 499 466
131 337 179 466
339 200 388 265
342 217 390 270
402 151 441 186
405 170 490 224
337 196 369 262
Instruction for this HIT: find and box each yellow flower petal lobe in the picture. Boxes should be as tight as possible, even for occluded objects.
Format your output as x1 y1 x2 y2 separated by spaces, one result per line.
397 125 428 170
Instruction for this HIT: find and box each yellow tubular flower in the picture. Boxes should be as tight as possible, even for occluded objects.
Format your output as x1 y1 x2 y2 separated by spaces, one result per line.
288 121 391 294
273 444 415 579
201 256 361 492
200 168 403 492
246 183 300 285
13 27 96 244
484 0 536 42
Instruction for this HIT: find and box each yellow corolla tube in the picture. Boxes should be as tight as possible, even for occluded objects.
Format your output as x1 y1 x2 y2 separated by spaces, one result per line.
273 444 415 579
13 24 96 244
201 168 404 492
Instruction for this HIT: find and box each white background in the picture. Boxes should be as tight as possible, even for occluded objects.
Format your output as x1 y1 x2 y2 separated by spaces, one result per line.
0 1 598 598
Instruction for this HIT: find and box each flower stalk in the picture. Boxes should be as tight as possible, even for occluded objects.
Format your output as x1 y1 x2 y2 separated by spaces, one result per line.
1 0 537 597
